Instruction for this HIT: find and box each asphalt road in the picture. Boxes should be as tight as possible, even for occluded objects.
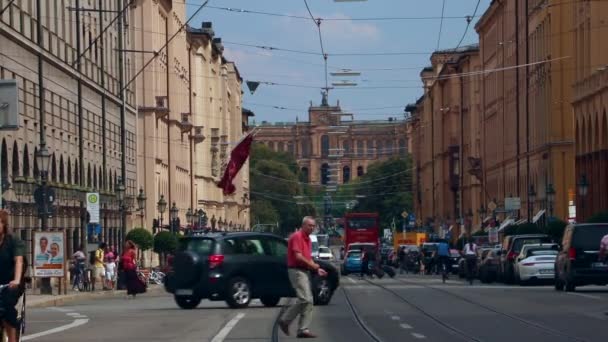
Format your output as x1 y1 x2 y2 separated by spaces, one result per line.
22 274 608 341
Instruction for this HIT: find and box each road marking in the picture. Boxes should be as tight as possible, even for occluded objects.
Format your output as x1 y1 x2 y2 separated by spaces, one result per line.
66 313 81 317
568 293 602 300
22 319 89 341
390 315 400 321
400 323 413 329
211 312 246 342
346 277 357 284
48 307 71 313
411 332 426 339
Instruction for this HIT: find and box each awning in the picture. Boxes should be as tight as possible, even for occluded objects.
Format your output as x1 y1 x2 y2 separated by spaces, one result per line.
514 219 527 226
498 218 515 232
483 216 492 223
532 209 546 223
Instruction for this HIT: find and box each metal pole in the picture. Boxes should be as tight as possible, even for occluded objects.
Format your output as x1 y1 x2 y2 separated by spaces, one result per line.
118 0 127 242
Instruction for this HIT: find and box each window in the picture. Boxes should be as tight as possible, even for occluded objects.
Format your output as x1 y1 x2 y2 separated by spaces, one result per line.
343 140 350 155
399 139 407 156
300 167 309 183
343 166 351 183
263 238 287 257
226 238 265 255
321 163 329 185
321 135 329 157
179 238 215 255
357 166 364 177
357 141 364 157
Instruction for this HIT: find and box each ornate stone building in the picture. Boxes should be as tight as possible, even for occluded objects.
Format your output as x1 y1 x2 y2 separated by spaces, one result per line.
133 0 250 234
254 97 410 185
572 0 608 221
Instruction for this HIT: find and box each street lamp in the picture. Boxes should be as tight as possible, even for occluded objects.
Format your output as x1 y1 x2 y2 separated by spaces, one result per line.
35 142 53 295
528 184 536 222
546 183 555 218
186 208 194 228
170 202 179 234
577 174 589 221
137 188 146 228
157 194 167 233
197 208 207 229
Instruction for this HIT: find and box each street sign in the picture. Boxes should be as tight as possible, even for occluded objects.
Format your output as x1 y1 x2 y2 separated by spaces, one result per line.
504 197 521 211
487 201 497 212
86 193 100 224
0 80 20 130
401 211 408 218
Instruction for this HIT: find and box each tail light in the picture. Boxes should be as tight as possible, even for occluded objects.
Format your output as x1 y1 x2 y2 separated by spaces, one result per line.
522 262 535 266
208 254 225 269
568 247 576 261
507 251 518 260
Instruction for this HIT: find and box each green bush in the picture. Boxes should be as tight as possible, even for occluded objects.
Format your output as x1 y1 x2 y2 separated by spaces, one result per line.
153 231 178 255
587 211 608 224
125 228 154 252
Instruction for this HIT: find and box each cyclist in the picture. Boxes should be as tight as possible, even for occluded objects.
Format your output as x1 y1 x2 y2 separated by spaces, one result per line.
72 246 87 291
0 210 25 342
462 237 478 284
437 241 450 278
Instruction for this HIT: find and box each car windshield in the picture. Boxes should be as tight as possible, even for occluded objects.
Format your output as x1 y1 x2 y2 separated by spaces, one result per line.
572 226 608 250
346 217 377 229
527 249 558 257
347 251 361 258
178 238 215 255
512 237 550 253
319 247 330 253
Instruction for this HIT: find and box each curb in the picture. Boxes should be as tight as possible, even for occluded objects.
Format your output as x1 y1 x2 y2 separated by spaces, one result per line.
26 285 165 308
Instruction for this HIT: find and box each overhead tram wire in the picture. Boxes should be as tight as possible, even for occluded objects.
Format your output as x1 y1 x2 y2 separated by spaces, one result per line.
454 0 482 50
303 0 330 96
436 0 447 50
121 0 211 93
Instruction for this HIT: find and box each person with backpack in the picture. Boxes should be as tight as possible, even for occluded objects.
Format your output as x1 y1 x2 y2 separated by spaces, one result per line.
462 237 478 284
91 242 106 291
0 210 25 342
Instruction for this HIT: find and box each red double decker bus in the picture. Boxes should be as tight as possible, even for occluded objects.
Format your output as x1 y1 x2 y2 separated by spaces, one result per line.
343 212 380 252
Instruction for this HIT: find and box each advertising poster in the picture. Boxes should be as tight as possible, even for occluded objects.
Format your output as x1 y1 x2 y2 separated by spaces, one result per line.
33 231 65 277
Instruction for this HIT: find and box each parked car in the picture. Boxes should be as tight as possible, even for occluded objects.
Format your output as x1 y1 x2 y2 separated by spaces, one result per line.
317 246 334 261
478 248 501 283
165 232 340 309
499 234 552 283
555 224 608 292
514 243 558 284
449 249 461 275
342 250 365 275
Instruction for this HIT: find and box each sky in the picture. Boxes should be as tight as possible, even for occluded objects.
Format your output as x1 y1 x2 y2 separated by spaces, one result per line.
187 0 492 123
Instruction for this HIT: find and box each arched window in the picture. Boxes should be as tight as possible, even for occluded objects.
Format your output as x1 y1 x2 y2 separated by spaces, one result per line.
87 163 92 188
12 141 19 178
357 141 364 157
300 167 309 183
343 166 351 184
1 140 8 184
74 160 79 185
278 142 285 152
268 141 275 151
67 158 72 184
51 154 57 182
321 135 329 157
321 163 330 185
23 145 30 178
399 139 407 156
301 139 311 157
343 140 350 156
59 155 65 183
93 166 97 189
357 166 364 177
33 147 39 179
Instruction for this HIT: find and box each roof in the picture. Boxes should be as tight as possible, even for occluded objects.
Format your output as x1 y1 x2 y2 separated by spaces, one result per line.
433 43 479 55
242 108 255 117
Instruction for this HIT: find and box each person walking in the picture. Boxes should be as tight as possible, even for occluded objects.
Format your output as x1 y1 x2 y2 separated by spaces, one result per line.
92 242 106 291
462 237 478 284
0 210 25 342
360 250 370 278
121 240 146 298
278 216 327 338
398 247 407 274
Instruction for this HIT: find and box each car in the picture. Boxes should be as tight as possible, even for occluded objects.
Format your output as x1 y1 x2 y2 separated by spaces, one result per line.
498 234 552 283
555 224 608 292
164 232 340 309
317 246 334 261
448 249 461 275
478 248 501 283
514 243 558 284
342 250 363 275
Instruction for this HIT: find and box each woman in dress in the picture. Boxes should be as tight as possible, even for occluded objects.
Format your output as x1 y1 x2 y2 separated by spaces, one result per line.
0 210 25 342
121 240 146 298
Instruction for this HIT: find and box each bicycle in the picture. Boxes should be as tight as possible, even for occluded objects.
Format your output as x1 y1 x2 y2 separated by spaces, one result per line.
441 260 449 284
0 282 28 342
148 269 165 285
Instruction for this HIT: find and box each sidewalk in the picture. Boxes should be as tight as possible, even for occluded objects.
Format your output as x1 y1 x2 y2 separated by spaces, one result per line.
26 285 165 308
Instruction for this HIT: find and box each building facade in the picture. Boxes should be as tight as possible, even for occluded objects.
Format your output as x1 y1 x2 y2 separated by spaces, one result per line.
255 98 410 185
409 45 483 234
572 0 608 221
475 0 574 224
0 0 137 261
133 0 250 234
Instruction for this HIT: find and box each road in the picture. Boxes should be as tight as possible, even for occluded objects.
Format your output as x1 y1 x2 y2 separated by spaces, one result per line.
23 274 608 341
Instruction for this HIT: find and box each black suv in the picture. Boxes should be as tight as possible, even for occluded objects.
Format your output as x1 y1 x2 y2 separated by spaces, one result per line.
164 232 340 309
555 223 608 292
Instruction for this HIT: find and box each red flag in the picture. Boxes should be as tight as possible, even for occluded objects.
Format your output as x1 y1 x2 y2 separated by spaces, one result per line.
217 133 254 195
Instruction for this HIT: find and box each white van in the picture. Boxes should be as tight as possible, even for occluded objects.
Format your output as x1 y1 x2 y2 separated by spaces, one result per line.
310 234 320 258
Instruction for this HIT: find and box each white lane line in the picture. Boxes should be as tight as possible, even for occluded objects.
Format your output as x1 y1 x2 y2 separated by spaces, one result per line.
48 307 71 313
390 315 400 321
346 277 357 284
400 323 413 329
210 312 246 342
568 293 602 300
66 313 82 317
411 333 426 339
70 315 88 319
22 319 89 341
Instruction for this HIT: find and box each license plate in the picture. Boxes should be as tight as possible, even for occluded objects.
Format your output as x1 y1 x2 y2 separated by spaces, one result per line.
592 262 608 268
539 269 553 274
176 289 193 296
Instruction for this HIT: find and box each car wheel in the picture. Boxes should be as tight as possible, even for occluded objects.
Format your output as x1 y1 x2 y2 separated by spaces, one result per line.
565 278 576 292
260 296 281 307
313 277 333 306
175 295 202 309
226 277 252 309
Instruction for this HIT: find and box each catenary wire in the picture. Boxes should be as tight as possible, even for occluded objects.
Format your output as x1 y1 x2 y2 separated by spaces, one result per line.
454 0 482 50
436 0 447 50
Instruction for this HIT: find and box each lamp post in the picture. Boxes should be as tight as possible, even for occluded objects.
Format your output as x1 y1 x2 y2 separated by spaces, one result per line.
186 208 194 230
169 202 179 234
137 188 146 228
34 146 52 294
528 185 536 223
577 174 589 222
116 178 125 244
156 195 167 234
197 208 207 230
546 183 555 219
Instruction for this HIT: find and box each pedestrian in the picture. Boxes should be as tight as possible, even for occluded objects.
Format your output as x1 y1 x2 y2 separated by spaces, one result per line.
91 242 106 291
398 247 407 274
462 237 478 283
71 245 86 291
105 255 117 290
121 240 146 298
361 249 370 278
277 216 327 338
0 210 25 342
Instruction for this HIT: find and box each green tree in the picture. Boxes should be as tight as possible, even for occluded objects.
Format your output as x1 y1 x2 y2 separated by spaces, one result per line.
153 231 178 267
251 199 280 226
126 228 154 263
587 211 608 223
352 157 413 229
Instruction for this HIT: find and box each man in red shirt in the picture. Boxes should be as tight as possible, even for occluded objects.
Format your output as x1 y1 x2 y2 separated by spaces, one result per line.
278 216 327 338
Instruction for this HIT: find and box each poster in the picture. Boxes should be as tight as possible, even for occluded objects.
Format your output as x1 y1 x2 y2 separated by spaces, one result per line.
33 232 65 277
86 192 100 223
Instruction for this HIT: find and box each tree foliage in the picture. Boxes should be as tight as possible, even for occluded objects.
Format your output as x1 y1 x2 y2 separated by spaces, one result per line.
125 228 154 251
587 211 608 224
352 157 413 229
545 219 567 243
251 199 280 226
153 231 178 255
